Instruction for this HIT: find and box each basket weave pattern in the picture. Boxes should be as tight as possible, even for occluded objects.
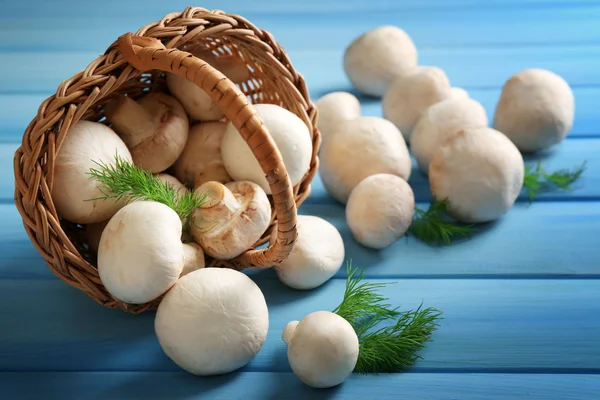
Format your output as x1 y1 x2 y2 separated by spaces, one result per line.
12 7 321 313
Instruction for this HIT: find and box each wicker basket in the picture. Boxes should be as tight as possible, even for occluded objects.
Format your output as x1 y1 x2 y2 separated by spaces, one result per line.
12 7 321 313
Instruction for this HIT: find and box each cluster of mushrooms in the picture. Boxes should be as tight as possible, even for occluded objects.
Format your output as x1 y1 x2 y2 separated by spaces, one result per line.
49 44 349 379
314 25 575 250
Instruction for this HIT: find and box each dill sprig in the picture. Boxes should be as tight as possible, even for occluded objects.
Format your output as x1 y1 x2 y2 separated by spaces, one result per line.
86 153 207 224
523 160 586 203
333 262 442 374
408 199 478 246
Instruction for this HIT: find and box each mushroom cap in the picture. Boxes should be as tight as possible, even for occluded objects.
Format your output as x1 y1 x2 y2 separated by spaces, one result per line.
221 103 313 194
450 87 469 99
180 242 205 276
97 201 184 304
382 66 454 141
131 92 189 173
346 173 415 249
343 25 418 97
493 68 575 152
411 97 489 175
429 127 525 223
51 120 133 224
166 73 225 121
155 267 269 376
271 215 345 290
319 116 412 204
156 173 189 200
190 180 272 260
286 311 359 388
171 121 232 188
314 91 361 144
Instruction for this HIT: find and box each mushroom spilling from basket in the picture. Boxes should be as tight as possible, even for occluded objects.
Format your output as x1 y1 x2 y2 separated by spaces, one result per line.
17 7 587 389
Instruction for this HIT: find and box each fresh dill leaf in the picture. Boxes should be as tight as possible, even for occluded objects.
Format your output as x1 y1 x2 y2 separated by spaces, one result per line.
333 261 443 374
408 199 477 246
86 153 207 224
332 263 400 327
355 304 442 374
523 160 586 203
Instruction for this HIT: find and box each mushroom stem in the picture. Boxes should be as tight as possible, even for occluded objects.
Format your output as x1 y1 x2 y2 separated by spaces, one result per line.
104 94 156 148
191 181 240 232
282 321 299 345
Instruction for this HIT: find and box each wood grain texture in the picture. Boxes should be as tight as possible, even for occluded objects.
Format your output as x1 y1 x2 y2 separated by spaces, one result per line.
2 4 600 51
1 372 599 400
0 278 598 372
3 201 600 280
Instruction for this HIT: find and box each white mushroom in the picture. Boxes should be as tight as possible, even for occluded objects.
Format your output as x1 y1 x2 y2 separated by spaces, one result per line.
180 242 205 276
220 103 313 194
283 311 359 388
97 201 203 304
270 215 345 290
166 49 249 121
429 127 525 223
171 122 232 189
450 87 469 99
314 91 361 144
189 180 271 260
343 25 418 97
319 116 412 204
156 173 189 199
155 267 269 376
346 173 415 249
51 120 133 224
103 92 189 173
493 68 575 152
382 66 454 141
411 97 489 175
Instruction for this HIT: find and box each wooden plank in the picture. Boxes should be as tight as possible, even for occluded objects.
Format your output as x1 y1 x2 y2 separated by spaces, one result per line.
3 137 597 204
3 201 600 280
3 45 600 94
2 5 600 52
0 372 599 400
0 278 598 371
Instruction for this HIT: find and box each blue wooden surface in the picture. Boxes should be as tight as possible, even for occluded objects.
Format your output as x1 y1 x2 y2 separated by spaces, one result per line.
1 1 600 399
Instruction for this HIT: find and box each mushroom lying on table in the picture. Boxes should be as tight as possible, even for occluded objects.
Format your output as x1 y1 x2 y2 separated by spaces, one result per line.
171 122 232 188
382 66 454 142
493 68 575 152
220 103 313 195
97 200 205 304
346 173 415 249
343 25 418 97
314 91 361 144
319 116 412 204
155 267 269 376
429 126 525 223
411 96 489 175
103 92 189 173
189 180 271 260
283 311 359 388
51 120 133 224
271 215 345 290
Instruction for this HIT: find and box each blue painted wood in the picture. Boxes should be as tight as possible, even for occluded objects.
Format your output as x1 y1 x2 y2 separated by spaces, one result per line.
3 45 600 94
2 4 600 52
1 372 599 400
3 201 600 280
0 278 598 372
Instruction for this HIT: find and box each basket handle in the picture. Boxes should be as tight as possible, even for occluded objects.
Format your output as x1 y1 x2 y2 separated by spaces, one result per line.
115 33 298 269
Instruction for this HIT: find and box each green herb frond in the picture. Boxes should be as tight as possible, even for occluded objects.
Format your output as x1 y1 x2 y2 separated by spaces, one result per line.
408 199 478 246
523 160 586 203
86 153 207 224
333 261 443 374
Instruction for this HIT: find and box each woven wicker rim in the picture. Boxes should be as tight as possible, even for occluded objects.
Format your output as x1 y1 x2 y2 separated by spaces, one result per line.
12 7 321 313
